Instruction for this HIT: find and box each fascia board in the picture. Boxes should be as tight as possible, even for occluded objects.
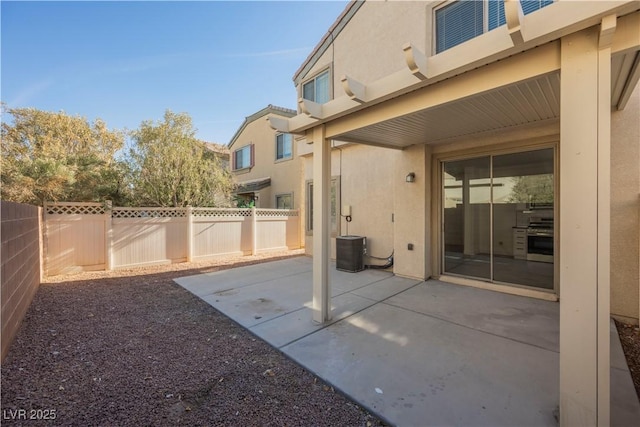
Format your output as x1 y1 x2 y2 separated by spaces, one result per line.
286 2 639 135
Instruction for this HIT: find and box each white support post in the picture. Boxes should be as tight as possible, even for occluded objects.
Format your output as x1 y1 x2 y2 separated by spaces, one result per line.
312 125 331 323
186 206 193 262
105 201 113 271
559 24 612 426
251 206 257 255
596 15 615 427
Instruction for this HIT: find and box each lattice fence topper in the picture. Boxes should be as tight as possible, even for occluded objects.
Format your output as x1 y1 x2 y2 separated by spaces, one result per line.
46 203 105 215
192 208 253 217
256 209 299 217
112 208 187 219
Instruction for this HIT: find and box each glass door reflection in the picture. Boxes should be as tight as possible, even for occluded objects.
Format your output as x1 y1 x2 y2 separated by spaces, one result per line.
443 156 491 280
442 148 555 290
492 149 554 289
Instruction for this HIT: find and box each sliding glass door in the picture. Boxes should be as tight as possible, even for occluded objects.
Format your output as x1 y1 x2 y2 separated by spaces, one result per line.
442 148 554 290
443 156 491 280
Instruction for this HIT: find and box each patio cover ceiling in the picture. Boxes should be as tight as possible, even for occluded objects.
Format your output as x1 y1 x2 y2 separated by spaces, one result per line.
331 72 561 148
318 42 638 150
324 46 638 150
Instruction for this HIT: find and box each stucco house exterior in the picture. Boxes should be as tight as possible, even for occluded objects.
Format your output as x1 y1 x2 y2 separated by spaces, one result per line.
269 0 640 424
228 105 301 211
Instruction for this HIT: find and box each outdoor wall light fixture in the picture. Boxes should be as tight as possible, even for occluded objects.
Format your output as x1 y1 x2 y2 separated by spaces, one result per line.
406 172 416 183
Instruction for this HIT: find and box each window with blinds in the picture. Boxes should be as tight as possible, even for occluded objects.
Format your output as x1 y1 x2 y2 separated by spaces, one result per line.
275 133 293 161
436 0 553 54
302 70 330 104
233 144 253 170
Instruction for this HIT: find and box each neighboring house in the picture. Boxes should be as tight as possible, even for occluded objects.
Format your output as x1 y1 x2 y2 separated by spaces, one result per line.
202 142 232 207
269 0 640 423
204 142 230 170
228 105 300 211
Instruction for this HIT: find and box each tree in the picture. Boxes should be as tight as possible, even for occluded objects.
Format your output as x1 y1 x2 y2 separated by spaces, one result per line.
128 110 233 207
1 105 127 205
508 174 554 204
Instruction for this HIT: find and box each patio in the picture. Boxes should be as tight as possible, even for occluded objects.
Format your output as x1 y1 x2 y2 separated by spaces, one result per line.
175 256 639 426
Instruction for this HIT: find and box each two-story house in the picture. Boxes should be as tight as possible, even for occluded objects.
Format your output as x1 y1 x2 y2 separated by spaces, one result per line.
228 105 301 211
270 0 640 423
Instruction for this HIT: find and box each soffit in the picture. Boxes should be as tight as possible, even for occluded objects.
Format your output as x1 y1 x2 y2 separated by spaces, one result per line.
332 72 561 148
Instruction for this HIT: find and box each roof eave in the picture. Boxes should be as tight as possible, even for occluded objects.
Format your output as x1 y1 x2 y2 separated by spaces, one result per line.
228 105 297 149
292 0 365 86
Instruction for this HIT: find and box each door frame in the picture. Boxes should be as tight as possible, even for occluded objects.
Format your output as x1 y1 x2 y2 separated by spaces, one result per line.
431 138 559 297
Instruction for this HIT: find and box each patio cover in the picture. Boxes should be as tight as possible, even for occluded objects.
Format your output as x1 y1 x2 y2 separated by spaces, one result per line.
234 177 271 194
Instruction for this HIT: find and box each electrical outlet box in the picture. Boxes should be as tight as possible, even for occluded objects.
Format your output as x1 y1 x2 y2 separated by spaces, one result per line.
341 205 352 217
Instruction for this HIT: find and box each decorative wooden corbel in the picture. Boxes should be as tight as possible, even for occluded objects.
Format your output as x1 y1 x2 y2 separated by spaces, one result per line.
341 75 367 103
504 0 524 46
599 14 617 49
267 116 290 133
298 98 323 120
402 43 428 80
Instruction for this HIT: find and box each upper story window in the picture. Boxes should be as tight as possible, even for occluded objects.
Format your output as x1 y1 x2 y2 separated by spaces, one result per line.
435 0 553 54
275 133 293 161
233 144 254 171
302 70 330 104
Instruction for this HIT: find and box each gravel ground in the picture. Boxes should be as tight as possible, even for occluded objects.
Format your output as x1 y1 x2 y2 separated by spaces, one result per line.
616 320 640 399
3 251 640 425
1 251 385 426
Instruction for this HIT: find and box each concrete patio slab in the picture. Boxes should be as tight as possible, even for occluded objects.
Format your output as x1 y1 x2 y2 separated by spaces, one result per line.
180 257 312 297
330 267 395 294
282 302 559 427
251 292 379 348
175 256 640 427
199 271 313 328
385 281 559 352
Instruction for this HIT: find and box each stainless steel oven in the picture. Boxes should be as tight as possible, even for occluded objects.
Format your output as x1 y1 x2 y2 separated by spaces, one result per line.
527 217 554 263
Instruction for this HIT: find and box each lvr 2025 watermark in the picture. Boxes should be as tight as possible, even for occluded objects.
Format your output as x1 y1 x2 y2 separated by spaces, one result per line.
3 408 57 420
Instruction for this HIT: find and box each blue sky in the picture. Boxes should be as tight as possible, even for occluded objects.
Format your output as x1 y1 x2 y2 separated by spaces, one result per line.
1 1 348 144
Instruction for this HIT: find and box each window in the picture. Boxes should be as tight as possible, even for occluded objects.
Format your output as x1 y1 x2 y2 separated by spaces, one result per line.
276 193 293 209
435 0 554 53
306 177 339 235
233 144 253 170
276 133 293 161
302 70 330 104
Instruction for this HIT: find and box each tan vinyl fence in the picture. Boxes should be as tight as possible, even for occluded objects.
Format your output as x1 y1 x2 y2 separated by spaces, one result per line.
44 202 301 276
